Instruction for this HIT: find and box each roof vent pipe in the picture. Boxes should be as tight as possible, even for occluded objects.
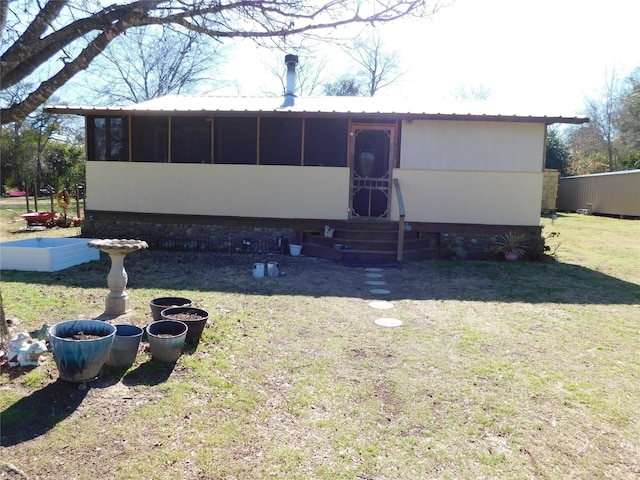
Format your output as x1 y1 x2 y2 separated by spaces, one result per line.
283 54 298 107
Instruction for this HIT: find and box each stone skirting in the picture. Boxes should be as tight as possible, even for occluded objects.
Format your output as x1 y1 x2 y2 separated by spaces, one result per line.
80 211 543 260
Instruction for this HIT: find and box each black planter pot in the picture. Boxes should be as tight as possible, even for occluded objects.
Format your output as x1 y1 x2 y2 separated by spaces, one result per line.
149 297 192 321
160 307 209 345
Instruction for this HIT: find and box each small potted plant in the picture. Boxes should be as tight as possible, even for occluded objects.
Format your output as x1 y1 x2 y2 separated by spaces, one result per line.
494 232 529 261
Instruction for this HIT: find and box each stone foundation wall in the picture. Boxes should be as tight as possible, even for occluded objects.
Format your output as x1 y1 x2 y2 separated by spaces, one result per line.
82 217 295 254
439 231 544 260
81 212 544 260
440 233 501 260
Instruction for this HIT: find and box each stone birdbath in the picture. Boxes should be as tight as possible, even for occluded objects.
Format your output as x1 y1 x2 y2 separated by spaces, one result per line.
88 239 148 315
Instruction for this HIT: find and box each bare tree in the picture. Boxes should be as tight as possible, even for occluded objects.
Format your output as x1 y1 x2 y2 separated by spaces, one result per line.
86 25 225 104
0 0 8 40
449 84 493 101
263 44 330 97
323 75 365 96
344 31 404 96
616 67 640 169
1 0 440 124
581 68 623 171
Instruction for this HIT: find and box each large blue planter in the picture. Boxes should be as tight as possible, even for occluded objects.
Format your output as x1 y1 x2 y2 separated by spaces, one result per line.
49 320 116 382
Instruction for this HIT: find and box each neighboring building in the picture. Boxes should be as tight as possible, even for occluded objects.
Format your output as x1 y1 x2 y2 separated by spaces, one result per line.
541 169 561 213
557 170 640 218
46 57 587 261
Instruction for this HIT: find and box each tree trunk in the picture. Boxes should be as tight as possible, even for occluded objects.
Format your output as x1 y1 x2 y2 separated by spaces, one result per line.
0 291 8 354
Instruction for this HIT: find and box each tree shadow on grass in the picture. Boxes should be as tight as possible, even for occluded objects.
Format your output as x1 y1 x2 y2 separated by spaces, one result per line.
0 360 175 447
0 380 89 447
121 359 174 387
1 250 638 305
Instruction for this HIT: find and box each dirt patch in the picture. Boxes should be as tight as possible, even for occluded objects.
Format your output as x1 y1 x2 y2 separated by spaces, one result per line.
163 312 205 321
63 332 105 340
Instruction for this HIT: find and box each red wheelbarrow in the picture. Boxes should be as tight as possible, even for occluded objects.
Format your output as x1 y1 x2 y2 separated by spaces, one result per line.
21 211 56 228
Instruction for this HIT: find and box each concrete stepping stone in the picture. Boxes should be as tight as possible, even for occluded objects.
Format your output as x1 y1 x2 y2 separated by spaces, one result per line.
366 280 386 286
375 318 403 327
369 288 391 295
366 268 384 272
368 300 394 310
366 273 384 278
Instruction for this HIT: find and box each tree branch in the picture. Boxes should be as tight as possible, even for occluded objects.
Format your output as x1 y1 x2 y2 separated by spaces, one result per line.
1 0 437 124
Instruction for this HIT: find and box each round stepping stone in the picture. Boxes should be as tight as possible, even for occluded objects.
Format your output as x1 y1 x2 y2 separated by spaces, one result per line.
375 318 403 328
366 267 383 272
369 288 391 295
366 273 383 278
368 300 394 310
366 280 386 286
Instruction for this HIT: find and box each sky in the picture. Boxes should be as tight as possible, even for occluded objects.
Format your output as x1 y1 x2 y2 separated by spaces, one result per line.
223 0 640 117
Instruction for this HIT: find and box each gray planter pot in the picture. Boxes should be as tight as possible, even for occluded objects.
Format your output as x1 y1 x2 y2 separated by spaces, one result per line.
105 324 143 369
146 320 187 363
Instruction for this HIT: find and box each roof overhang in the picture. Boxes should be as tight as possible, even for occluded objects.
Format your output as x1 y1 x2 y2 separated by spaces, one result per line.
45 95 590 125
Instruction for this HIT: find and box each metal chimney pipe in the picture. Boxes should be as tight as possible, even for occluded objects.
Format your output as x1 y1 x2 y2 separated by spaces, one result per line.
283 54 298 107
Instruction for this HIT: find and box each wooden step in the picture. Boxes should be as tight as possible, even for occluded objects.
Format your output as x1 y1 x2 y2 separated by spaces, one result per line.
300 221 440 263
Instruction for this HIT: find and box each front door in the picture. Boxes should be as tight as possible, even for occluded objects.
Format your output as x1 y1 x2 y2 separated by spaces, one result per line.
349 125 395 218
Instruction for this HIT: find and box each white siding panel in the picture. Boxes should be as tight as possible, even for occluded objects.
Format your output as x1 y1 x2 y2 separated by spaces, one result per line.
400 120 545 172
87 162 350 219
391 170 543 225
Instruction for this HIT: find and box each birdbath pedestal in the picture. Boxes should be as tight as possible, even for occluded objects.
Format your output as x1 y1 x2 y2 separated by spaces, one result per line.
88 239 148 315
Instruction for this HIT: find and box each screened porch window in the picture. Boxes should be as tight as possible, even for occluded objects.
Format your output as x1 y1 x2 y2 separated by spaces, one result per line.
87 116 128 161
171 117 212 163
131 116 168 162
259 117 303 166
304 118 348 166
214 117 258 164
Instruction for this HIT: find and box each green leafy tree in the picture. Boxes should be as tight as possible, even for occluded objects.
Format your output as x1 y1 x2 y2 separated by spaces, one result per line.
43 141 85 190
0 111 84 193
545 127 570 175
0 122 38 191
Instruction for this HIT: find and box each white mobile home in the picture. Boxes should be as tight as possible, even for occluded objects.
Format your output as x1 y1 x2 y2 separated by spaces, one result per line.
47 62 587 261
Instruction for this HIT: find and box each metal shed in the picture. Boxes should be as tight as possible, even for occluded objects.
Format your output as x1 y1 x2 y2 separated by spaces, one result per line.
557 169 640 217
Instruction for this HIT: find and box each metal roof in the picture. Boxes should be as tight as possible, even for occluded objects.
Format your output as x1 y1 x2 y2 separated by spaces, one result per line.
561 168 640 179
46 94 589 124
